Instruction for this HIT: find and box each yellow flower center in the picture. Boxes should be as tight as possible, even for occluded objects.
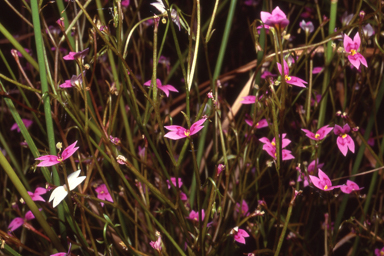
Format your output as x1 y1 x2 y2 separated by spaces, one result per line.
381 251 384 256
351 49 357 56
194 217 198 221
285 75 291 81
57 157 63 162
341 134 347 139
315 133 320 139
100 191 104 194
324 185 328 190
184 130 190 136
256 122 259 127
271 141 276 146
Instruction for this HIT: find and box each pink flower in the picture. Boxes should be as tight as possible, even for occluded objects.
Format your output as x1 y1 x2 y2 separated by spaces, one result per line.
8 209 40 232
188 210 205 222
312 67 324 74
301 125 333 141
11 119 33 132
259 134 295 161
109 135 121 145
344 33 368 69
150 236 162 252
300 7 313 18
56 18 64 27
59 80 72 88
50 243 72 256
308 159 324 173
300 20 314 33
217 164 225 176
235 200 249 217
362 24 375 38
245 118 268 129
277 60 307 88
260 7 289 29
167 177 183 189
261 70 277 79
95 184 114 207
231 227 250 244
375 247 384 256
241 95 256 104
341 12 353 26
334 124 355 156
63 48 89 60
59 71 86 89
27 187 47 202
256 24 271 34
340 180 364 194
144 79 178 97
164 118 207 140
36 141 79 167
309 169 340 191
121 0 130 7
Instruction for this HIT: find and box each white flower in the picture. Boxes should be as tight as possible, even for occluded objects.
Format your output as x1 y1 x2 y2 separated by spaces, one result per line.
49 170 86 208
151 0 166 14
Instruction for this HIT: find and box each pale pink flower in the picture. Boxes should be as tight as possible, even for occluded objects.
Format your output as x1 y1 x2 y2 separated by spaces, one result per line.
334 124 355 156
260 7 289 29
312 67 324 74
27 187 47 202
36 141 79 167
309 169 340 191
300 20 314 33
109 135 121 145
56 18 64 27
167 177 183 189
59 71 86 89
241 95 256 104
259 134 295 161
231 227 250 244
150 236 162 252
245 118 268 129
344 33 368 69
362 24 375 38
95 184 114 207
217 164 225 176
340 180 364 194
301 125 333 141
63 48 89 60
11 119 33 132
164 118 207 140
277 60 307 88
144 79 178 97
188 210 205 222
341 12 353 26
235 200 249 217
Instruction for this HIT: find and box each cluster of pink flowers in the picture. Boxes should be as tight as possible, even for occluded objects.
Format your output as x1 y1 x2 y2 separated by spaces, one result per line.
259 134 295 161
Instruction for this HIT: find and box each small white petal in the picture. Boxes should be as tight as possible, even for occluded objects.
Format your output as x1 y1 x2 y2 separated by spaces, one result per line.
49 186 68 208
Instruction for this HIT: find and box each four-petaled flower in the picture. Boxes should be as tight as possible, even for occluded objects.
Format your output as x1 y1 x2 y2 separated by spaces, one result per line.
260 7 289 29
299 20 314 34
27 187 47 202
301 125 333 141
36 141 79 167
166 177 183 189
49 170 86 208
235 200 249 217
11 119 33 132
188 210 205 222
334 124 355 156
340 180 364 194
241 95 256 104
344 33 368 69
63 48 89 60
150 236 162 252
259 134 295 161
277 60 307 88
144 79 179 97
110 135 121 145
245 118 269 129
8 210 38 233
309 169 340 191
164 118 207 140
231 226 250 244
95 184 114 207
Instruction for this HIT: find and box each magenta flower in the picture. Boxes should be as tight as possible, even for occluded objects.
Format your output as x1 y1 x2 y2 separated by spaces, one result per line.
344 33 368 69
51 243 72 256
312 67 324 74
261 70 277 79
59 80 72 88
63 48 89 60
375 247 384 256
340 180 364 194
150 236 162 252
167 177 183 189
217 164 225 176
301 125 333 141
334 124 355 156
121 0 130 7
300 7 313 18
164 118 207 140
259 134 295 161
231 227 250 244
59 71 86 89
144 79 179 97
109 135 121 145
308 159 324 174
260 7 289 29
8 210 39 232
27 187 47 202
95 184 114 207
299 20 314 34
309 169 340 191
277 60 307 88
36 141 79 167
245 118 268 129
188 210 205 222
241 95 256 104
11 119 33 132
235 200 249 217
